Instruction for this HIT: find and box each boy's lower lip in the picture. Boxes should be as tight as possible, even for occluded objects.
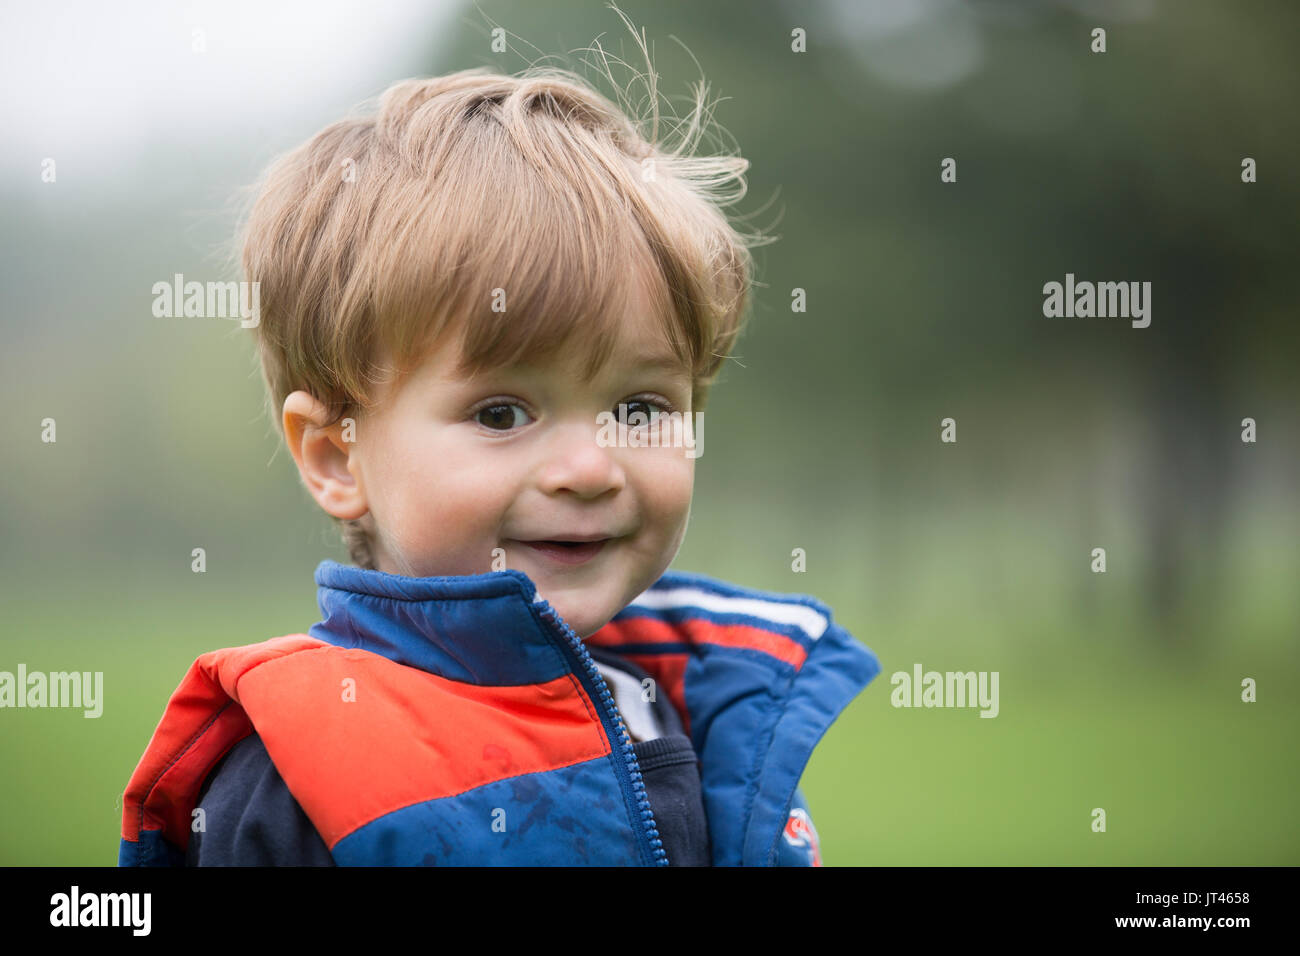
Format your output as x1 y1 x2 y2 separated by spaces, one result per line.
512 539 610 566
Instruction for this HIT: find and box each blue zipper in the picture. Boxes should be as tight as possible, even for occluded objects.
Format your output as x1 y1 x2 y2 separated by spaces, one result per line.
534 601 669 867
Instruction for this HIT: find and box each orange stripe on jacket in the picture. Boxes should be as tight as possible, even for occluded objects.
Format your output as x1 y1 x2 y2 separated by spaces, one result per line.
121 634 325 846
592 616 808 670
228 645 612 848
122 636 612 852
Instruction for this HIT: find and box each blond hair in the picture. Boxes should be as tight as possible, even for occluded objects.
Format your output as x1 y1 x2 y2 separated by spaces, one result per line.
237 15 771 568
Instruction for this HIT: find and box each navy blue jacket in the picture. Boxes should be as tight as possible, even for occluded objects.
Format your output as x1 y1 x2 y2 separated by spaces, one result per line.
120 561 879 866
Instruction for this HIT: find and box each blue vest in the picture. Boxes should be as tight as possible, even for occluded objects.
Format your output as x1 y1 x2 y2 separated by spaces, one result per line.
119 561 880 866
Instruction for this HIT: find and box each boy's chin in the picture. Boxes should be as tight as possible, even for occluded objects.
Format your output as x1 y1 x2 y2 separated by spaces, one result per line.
535 590 616 641
559 607 612 641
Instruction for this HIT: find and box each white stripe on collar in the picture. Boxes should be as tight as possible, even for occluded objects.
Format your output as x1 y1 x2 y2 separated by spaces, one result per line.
629 587 829 641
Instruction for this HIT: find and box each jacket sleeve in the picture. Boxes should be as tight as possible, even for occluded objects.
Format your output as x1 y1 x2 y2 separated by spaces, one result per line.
773 785 824 866
186 732 336 866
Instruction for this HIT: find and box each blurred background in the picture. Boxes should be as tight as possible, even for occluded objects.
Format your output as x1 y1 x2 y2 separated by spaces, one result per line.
2 0 1296 865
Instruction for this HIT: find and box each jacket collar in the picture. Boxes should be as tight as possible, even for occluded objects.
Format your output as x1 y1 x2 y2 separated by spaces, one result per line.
304 558 881 866
307 559 576 686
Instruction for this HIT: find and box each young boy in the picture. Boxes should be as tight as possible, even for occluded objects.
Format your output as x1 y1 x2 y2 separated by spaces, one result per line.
118 59 880 866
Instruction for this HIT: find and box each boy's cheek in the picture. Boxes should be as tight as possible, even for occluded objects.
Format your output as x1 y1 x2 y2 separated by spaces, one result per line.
642 455 694 517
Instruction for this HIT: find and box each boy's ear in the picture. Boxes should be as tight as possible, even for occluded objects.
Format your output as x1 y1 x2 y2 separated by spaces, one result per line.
282 391 369 521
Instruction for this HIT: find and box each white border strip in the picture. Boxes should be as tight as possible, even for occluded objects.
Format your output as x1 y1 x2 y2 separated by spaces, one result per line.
630 587 828 641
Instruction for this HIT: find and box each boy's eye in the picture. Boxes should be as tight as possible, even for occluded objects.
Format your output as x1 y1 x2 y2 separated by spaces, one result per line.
473 397 673 431
617 399 665 426
475 403 532 431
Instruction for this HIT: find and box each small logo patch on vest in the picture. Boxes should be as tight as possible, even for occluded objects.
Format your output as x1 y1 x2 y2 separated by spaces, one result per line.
782 807 822 866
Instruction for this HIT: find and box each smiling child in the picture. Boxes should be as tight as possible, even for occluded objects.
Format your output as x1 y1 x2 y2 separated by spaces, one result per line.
118 30 879 867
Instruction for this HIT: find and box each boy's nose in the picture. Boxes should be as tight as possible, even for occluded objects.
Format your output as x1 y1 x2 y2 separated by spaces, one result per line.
535 420 627 499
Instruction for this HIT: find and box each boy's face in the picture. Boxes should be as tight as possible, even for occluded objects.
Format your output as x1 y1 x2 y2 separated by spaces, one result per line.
327 280 696 640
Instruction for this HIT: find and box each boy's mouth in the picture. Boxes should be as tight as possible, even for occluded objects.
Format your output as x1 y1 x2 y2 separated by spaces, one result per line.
510 537 612 566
